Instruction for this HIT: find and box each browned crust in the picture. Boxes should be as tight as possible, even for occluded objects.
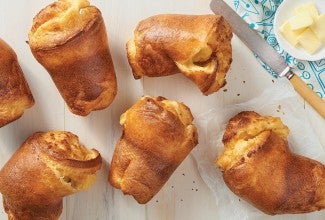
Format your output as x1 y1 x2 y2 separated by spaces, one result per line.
222 111 261 144
28 1 98 49
0 131 102 219
0 39 34 127
35 132 102 169
29 4 117 116
126 14 232 95
219 111 325 215
109 96 198 204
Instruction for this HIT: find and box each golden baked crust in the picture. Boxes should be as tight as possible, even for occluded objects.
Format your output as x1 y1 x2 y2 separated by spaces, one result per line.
217 111 325 215
109 96 198 204
127 14 232 95
28 0 117 116
29 0 95 49
0 131 102 220
0 39 34 128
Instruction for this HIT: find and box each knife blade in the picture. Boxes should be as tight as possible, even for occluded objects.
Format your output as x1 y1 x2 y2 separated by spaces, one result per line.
210 0 325 118
211 0 289 76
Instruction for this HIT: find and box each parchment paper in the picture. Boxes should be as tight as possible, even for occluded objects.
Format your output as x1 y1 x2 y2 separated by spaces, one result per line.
192 79 325 220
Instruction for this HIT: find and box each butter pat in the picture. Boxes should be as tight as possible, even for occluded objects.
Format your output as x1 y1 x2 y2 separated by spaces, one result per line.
289 12 314 30
280 21 305 46
279 2 324 54
311 14 325 41
294 2 319 20
297 28 322 54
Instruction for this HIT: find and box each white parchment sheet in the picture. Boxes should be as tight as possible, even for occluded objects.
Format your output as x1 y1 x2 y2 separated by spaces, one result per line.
192 79 325 220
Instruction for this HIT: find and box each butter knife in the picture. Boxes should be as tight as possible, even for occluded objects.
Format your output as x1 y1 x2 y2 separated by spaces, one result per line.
210 0 325 118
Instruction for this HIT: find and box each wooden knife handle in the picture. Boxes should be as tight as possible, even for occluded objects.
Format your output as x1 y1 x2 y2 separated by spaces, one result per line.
289 74 325 118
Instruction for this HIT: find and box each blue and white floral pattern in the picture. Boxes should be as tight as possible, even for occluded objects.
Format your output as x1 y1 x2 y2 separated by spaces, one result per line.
234 0 325 98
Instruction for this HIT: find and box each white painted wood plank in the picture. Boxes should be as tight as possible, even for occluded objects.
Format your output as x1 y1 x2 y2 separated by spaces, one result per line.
0 0 324 220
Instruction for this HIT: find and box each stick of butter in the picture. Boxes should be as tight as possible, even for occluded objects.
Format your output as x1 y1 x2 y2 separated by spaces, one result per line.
294 2 319 20
289 12 314 30
297 28 322 54
279 2 323 54
280 21 305 46
311 14 325 41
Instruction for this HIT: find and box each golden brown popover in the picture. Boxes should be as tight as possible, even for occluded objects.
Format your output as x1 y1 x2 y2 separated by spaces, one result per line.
127 14 232 95
0 38 34 128
29 0 117 116
217 111 325 215
0 131 102 219
109 96 198 204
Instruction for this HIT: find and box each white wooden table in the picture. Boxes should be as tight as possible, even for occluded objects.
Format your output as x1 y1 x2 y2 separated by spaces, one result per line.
0 0 324 219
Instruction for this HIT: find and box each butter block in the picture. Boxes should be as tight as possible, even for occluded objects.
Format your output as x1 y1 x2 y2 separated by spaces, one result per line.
280 21 305 46
311 14 325 41
297 28 322 54
289 12 314 30
294 2 319 20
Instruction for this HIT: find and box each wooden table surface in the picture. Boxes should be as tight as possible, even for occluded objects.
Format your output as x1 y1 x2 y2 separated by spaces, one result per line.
0 0 324 219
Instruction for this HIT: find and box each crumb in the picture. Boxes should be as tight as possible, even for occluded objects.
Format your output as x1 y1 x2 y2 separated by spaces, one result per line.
242 81 246 84
171 186 174 189
272 80 275 83
278 105 281 110
237 94 240 96
181 199 183 202
192 188 194 191
196 189 198 192
282 112 285 115
156 200 159 203
276 109 280 112
239 199 241 202
25 41 29 45
193 181 195 183
182 173 185 176
223 89 228 92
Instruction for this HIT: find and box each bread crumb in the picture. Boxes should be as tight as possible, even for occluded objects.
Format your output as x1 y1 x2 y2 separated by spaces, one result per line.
223 89 228 92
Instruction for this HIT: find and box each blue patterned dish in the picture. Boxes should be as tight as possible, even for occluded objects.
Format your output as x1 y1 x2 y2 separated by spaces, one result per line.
274 0 325 61
234 0 325 98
